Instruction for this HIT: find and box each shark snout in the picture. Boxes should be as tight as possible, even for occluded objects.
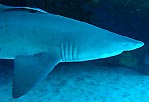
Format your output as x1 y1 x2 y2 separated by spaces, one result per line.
126 40 144 51
136 41 144 49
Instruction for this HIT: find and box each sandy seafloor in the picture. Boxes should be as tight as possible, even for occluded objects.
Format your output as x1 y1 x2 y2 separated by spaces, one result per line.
0 61 149 102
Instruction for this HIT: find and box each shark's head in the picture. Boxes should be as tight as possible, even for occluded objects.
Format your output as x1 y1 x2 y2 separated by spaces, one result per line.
78 32 144 61
118 36 144 51
97 35 144 59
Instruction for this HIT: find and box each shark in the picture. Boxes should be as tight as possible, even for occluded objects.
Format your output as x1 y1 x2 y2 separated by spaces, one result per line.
0 4 144 98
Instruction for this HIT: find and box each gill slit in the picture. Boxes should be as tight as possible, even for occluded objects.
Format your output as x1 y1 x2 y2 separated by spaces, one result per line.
65 42 68 61
61 43 64 61
61 41 78 62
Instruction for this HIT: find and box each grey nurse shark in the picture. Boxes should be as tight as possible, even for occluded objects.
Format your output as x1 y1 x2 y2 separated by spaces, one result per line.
0 4 144 98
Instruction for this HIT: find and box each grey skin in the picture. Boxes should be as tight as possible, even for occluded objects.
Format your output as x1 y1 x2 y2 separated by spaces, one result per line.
0 4 144 98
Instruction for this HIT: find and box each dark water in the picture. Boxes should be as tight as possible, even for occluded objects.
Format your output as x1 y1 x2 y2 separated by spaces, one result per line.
0 0 149 102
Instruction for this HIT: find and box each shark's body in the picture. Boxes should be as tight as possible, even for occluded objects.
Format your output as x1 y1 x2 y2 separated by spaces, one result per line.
0 4 144 98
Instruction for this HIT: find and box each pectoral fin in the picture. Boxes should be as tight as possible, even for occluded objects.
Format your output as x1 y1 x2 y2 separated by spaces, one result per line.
13 52 60 98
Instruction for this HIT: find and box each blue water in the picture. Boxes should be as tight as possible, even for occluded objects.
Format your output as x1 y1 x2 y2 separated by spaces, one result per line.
145 54 149 64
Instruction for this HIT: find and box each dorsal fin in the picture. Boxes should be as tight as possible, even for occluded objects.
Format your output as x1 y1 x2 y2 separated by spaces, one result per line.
0 4 47 14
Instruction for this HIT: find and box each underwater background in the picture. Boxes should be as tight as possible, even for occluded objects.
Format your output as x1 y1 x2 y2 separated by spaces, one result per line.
0 0 149 102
